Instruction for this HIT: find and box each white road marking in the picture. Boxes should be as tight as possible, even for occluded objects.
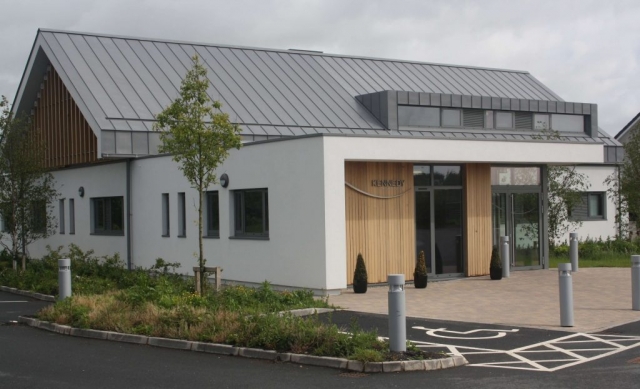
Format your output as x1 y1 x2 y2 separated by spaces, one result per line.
410 332 640 372
412 326 520 340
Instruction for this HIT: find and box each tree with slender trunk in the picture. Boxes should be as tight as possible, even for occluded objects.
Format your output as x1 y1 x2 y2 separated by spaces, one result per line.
154 56 242 294
0 95 58 270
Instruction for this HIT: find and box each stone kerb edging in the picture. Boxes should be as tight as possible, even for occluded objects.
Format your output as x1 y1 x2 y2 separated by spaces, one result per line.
18 316 467 373
0 285 56 302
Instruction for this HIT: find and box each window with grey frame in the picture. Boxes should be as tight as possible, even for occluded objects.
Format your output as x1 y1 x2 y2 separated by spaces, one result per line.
569 192 606 221
206 191 219 237
91 197 124 235
178 192 186 237
69 199 75 235
234 189 269 238
161 193 170 237
59 199 65 234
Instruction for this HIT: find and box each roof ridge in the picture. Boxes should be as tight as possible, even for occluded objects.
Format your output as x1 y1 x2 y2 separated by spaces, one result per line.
37 28 531 74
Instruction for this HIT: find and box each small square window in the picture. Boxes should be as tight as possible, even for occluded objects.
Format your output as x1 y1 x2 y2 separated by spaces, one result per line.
233 189 268 237
91 197 124 235
495 112 514 129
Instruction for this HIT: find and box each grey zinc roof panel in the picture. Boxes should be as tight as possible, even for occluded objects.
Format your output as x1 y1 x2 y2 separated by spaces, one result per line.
29 29 610 143
296 55 378 128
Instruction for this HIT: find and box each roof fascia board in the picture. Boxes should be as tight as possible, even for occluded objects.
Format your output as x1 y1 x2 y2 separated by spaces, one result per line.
37 28 530 75
615 112 640 140
11 32 45 115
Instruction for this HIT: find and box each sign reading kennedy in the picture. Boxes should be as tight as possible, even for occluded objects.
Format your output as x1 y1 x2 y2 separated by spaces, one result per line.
371 179 405 187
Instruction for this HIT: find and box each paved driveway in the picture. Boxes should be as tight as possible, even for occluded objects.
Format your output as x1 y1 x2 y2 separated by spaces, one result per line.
329 268 640 333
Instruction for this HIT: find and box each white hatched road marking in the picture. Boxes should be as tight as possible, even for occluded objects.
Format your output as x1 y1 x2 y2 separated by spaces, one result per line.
410 331 640 372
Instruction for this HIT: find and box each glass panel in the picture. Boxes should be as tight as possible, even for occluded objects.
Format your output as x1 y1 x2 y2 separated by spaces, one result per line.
441 109 461 127
491 167 540 186
95 199 105 231
495 111 514 129
415 191 432 274
534 114 550 131
433 166 461 186
492 193 507 249
434 189 463 274
264 191 269 232
110 197 124 232
398 106 440 127
589 193 603 217
551 114 584 133
207 192 219 234
484 110 494 128
234 192 243 233
513 193 540 267
244 191 264 234
413 165 431 187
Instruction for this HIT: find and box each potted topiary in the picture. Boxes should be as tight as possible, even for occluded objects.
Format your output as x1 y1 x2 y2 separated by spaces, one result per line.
353 253 368 293
414 250 428 288
490 245 502 280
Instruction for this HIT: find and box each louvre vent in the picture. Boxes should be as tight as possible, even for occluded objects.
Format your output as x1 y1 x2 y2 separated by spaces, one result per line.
463 109 484 128
515 112 532 130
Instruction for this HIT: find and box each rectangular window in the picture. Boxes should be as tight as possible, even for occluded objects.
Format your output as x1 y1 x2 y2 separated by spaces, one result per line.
441 109 461 127
91 197 124 235
495 111 514 129
178 192 186 237
534 114 550 131
69 199 75 235
551 114 584 133
398 106 440 127
569 192 606 220
490 167 541 186
234 189 269 237
206 191 219 237
59 199 65 234
31 201 47 234
161 193 170 237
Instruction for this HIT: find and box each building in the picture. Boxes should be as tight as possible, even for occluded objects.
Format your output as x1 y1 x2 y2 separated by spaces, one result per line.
7 29 624 294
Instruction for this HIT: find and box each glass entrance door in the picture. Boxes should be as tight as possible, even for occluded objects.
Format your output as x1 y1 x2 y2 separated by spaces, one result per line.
492 192 542 269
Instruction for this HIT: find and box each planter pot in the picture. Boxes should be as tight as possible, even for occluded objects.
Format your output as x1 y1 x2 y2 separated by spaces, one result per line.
490 267 503 280
353 282 367 294
414 274 428 289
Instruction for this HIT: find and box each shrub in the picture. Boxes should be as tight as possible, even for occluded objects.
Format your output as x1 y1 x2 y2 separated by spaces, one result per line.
353 253 367 293
414 251 427 277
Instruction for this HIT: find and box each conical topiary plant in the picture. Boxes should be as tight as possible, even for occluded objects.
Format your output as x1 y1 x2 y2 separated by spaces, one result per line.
414 250 428 288
353 253 368 293
490 245 502 280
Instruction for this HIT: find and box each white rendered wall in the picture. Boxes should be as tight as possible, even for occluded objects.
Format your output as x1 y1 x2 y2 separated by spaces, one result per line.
26 162 128 259
321 135 606 289
130 136 329 291
560 165 619 244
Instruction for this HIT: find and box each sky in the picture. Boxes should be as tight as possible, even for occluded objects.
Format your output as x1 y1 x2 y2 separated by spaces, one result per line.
0 0 638 137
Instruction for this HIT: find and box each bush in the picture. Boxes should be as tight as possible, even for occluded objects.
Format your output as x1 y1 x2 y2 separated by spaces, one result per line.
414 251 427 277
353 253 367 293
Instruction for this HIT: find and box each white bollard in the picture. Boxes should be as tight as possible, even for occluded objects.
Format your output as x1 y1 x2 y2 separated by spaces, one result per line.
58 258 72 300
388 274 406 352
501 236 510 278
570 232 579 272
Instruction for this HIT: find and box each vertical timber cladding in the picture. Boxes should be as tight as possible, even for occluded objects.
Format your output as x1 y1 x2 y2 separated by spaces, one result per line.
345 162 415 284
31 65 98 169
464 163 492 276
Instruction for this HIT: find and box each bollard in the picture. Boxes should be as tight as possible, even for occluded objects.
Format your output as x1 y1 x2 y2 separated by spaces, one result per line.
570 232 579 272
388 274 406 352
501 236 510 278
558 263 574 327
632 255 640 311
58 258 72 301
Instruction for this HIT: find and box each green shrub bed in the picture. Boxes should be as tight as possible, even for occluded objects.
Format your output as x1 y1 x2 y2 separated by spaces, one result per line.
549 237 640 268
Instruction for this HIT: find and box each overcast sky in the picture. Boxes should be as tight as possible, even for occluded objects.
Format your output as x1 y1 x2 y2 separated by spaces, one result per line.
1 0 638 136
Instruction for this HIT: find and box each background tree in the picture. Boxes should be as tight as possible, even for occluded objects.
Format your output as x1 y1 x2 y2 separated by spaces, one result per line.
618 124 640 238
604 167 629 239
154 56 242 294
0 96 58 270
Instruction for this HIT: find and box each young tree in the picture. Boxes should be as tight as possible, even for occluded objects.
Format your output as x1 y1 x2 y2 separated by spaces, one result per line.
0 96 58 270
618 124 640 237
604 167 629 239
153 56 242 294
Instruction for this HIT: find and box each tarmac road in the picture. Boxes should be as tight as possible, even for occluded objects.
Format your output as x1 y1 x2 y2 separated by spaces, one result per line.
1 291 640 388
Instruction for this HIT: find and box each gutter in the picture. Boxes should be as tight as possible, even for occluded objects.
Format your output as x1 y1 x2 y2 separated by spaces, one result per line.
126 159 132 270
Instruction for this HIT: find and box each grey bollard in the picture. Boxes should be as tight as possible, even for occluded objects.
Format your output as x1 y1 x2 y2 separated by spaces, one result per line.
558 263 574 327
632 255 640 311
570 232 579 272
388 274 406 352
58 258 72 301
501 236 510 278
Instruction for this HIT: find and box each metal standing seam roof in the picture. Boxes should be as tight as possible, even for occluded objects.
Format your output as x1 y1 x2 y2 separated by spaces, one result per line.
16 29 566 135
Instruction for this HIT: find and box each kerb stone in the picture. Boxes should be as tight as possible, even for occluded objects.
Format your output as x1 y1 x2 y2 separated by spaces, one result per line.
107 332 149 345
148 337 192 350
